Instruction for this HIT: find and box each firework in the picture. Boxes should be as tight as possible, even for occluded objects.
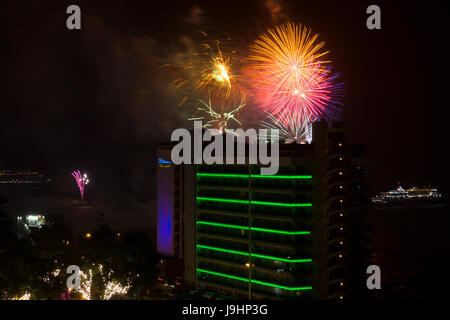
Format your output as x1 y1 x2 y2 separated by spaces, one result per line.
166 32 244 107
71 170 89 201
78 269 93 300
75 264 131 300
249 22 344 142
196 39 233 96
259 112 312 143
189 90 246 134
164 32 248 129
103 280 131 300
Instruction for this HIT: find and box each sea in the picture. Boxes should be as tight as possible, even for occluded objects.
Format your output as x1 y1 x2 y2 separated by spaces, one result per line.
365 202 450 299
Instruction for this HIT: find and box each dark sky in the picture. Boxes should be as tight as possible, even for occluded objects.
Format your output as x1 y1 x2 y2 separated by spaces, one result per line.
0 0 448 218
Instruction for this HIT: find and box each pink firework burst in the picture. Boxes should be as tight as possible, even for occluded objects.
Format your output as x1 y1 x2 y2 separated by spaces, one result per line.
71 170 89 201
257 60 343 127
249 23 344 142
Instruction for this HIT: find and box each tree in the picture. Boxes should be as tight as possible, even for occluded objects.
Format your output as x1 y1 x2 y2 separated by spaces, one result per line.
0 194 33 299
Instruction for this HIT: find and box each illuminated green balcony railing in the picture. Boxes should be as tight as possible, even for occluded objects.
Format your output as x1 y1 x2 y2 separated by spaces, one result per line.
197 196 312 207
197 173 312 179
197 268 312 291
197 221 310 235
197 244 312 263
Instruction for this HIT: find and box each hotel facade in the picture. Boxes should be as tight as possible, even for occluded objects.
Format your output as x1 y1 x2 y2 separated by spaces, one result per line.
156 121 369 300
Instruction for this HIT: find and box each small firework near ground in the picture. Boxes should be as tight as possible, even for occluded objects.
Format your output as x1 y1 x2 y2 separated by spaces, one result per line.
71 170 89 201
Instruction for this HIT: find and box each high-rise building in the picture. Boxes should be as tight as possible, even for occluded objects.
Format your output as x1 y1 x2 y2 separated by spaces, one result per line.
156 121 369 299
156 147 196 282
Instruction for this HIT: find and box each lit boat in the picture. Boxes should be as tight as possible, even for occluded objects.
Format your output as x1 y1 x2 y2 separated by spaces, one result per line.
0 169 51 186
371 184 442 205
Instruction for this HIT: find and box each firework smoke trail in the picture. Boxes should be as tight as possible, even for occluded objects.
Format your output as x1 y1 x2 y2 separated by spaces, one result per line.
71 170 89 201
249 22 344 142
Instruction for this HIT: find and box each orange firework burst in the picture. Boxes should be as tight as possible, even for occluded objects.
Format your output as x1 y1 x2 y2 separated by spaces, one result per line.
165 32 247 132
196 40 233 96
167 33 241 107
249 22 330 95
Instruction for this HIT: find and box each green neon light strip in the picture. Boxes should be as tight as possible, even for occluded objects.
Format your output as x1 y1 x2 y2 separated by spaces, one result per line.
197 173 312 179
197 268 312 291
197 196 312 207
197 244 312 263
197 221 310 235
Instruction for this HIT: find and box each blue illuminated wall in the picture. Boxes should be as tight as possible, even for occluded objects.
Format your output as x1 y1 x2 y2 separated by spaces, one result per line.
156 151 175 257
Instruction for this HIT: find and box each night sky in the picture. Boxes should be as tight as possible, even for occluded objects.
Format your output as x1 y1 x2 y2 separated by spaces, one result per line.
0 0 448 231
